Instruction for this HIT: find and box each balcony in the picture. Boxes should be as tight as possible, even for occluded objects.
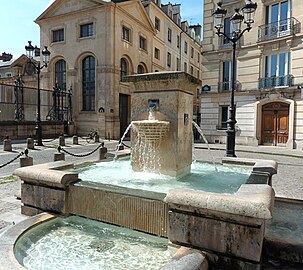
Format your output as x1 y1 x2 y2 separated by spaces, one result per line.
218 81 241 93
258 75 294 89
258 17 300 42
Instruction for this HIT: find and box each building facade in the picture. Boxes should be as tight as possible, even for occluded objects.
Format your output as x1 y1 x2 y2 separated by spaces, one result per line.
201 0 303 149
36 0 202 139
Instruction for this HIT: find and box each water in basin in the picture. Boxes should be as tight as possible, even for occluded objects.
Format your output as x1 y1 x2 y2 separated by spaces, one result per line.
14 216 177 270
73 159 252 194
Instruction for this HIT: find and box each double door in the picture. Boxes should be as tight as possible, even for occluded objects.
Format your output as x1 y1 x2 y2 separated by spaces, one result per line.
261 102 289 146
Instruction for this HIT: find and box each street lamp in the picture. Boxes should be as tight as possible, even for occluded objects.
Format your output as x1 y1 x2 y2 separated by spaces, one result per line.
212 1 257 157
25 41 51 146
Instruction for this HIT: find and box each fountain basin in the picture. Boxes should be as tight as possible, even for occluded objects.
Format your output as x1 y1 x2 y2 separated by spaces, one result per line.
10 157 279 269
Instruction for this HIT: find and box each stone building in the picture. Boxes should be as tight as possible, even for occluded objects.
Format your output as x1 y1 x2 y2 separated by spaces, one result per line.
36 0 202 139
201 0 303 149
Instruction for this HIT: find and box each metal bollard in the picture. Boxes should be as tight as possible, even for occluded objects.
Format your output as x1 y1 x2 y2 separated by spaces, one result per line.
3 137 12 151
94 134 100 143
99 144 107 160
27 138 35 149
72 135 78 145
59 136 65 146
20 149 33 167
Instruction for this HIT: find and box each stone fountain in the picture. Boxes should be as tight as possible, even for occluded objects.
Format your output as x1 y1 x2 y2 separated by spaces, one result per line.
124 71 200 177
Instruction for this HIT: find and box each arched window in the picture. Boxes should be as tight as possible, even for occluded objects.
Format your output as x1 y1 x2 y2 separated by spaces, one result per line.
120 58 128 80
137 64 145 74
55 59 66 90
82 56 95 111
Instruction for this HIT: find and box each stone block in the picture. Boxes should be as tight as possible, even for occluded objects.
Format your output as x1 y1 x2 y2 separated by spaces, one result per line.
94 134 100 143
54 152 65 161
167 210 265 262
26 138 35 149
21 183 67 214
3 139 12 151
99 147 107 160
20 156 33 167
59 136 65 146
21 205 44 216
72 135 78 144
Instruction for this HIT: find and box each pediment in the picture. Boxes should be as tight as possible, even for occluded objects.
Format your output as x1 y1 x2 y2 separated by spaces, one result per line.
36 0 106 21
117 0 155 32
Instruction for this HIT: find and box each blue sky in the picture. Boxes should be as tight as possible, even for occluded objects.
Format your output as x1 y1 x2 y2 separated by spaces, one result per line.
1 0 203 59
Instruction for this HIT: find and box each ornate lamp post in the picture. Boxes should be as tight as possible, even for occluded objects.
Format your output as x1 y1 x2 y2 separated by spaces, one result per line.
25 41 51 146
212 1 257 157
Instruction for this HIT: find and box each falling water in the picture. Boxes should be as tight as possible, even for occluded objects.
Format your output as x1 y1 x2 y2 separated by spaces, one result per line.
114 123 132 159
192 121 218 171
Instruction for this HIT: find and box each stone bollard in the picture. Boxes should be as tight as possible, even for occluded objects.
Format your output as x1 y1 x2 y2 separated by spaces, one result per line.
72 135 78 145
27 138 35 149
59 136 65 146
54 152 65 161
20 149 33 167
99 144 107 160
94 134 100 143
3 138 12 151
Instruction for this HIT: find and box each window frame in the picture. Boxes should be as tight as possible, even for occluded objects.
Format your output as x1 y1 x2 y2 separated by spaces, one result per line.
82 56 96 112
155 17 160 31
167 52 171 67
154 47 160 60
80 22 94 38
122 26 131 42
168 28 172 42
52 28 64 43
139 36 147 51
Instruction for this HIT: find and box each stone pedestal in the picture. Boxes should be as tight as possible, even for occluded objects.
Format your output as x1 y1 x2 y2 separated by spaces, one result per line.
20 156 33 167
72 135 78 145
54 152 65 161
26 138 35 149
3 139 12 151
94 134 100 143
124 72 201 176
59 136 65 146
99 147 107 160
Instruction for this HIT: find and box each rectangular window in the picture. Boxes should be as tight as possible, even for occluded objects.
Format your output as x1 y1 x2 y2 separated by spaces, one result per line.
168 28 172 42
190 66 193 75
52 29 64 43
155 47 160 60
184 62 187 73
264 52 291 87
80 23 94 38
223 18 231 45
220 106 229 129
197 70 200 79
222 61 236 91
176 58 181 71
191 47 194 58
266 0 290 37
139 36 147 51
177 35 180 48
184 41 188 54
197 53 200 63
167 52 171 67
155 17 160 31
122 26 130 42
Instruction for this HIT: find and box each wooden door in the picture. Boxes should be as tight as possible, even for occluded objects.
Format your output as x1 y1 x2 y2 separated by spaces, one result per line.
261 102 289 146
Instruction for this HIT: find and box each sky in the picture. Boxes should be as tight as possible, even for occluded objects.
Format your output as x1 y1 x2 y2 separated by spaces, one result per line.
0 0 203 59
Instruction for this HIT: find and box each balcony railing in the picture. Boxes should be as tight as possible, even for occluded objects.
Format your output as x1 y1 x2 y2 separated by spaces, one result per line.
218 34 241 50
258 17 300 42
258 75 294 89
218 80 241 93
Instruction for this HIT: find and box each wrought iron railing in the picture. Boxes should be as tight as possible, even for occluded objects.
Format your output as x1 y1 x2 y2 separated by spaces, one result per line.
218 80 241 93
258 75 294 89
258 17 300 42
218 33 241 50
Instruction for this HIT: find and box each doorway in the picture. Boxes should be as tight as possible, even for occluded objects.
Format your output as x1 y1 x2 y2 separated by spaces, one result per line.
119 94 130 139
261 102 289 146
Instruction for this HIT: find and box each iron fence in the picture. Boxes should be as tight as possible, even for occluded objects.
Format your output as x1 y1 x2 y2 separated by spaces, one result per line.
0 81 72 122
